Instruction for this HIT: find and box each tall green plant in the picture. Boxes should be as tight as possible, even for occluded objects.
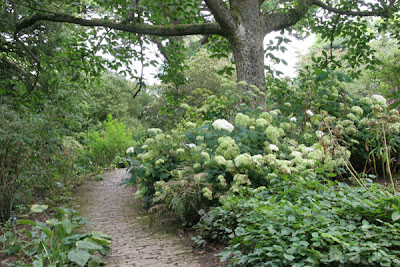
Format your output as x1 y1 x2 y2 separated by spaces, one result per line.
0 106 34 222
85 114 134 166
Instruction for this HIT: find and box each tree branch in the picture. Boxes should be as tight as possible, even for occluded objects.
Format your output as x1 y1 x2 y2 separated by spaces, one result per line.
263 0 312 34
204 0 236 32
311 0 395 17
16 13 225 36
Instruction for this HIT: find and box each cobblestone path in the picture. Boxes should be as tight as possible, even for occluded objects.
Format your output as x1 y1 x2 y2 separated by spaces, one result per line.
72 168 201 267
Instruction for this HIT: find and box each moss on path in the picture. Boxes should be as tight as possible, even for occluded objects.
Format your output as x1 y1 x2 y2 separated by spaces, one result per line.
72 168 201 267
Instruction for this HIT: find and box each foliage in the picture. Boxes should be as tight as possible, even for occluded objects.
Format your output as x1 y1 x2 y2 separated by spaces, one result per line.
84 114 134 166
12 0 400 91
88 72 151 127
1 205 111 267
0 105 90 222
0 105 35 222
195 177 400 266
125 77 400 229
142 49 236 130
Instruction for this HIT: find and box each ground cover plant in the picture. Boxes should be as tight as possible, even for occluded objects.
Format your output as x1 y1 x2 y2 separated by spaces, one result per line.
124 73 400 265
1 205 112 267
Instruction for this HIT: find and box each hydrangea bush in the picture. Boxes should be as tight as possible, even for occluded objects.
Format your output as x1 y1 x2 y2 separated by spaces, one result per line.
124 77 400 263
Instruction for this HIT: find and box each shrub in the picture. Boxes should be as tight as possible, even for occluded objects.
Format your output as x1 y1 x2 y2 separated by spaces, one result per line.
85 114 134 166
1 205 111 266
125 78 400 224
0 106 34 222
195 177 400 266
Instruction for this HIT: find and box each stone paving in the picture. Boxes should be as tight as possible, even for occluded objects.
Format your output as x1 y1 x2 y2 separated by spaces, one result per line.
72 168 201 267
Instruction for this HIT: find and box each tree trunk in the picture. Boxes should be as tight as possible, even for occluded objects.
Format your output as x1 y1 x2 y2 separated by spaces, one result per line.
228 0 265 90
230 33 265 90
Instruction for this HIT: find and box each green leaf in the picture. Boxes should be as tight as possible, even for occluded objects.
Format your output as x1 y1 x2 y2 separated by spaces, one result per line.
284 254 295 261
30 204 48 213
88 236 111 246
17 219 37 226
234 227 246 236
68 249 90 267
46 219 61 226
63 219 73 234
76 240 103 251
33 259 43 267
392 211 400 222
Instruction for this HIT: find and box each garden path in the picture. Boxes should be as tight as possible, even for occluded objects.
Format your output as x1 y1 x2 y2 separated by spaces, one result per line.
72 168 201 267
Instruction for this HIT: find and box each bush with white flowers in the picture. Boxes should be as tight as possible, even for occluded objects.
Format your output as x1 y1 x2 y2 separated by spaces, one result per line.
123 79 400 227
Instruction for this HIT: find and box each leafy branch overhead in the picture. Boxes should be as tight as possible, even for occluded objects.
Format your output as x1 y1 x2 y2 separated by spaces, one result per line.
13 0 400 88
15 1 398 36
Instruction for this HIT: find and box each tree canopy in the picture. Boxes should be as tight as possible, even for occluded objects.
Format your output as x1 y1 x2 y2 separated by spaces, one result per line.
7 0 400 91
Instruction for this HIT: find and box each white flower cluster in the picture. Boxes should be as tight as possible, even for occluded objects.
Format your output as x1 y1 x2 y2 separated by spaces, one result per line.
371 94 387 105
186 143 196 148
305 109 314 117
269 144 279 152
216 136 240 160
212 119 234 132
235 113 255 128
234 153 254 168
126 147 134 154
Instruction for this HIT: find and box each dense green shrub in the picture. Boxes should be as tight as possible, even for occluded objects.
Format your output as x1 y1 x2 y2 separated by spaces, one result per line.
0 106 36 222
125 77 400 226
85 114 134 166
195 177 400 266
0 104 94 222
122 74 400 265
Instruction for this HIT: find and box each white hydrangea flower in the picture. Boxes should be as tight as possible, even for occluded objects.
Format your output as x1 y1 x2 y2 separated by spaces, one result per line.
176 148 185 154
186 143 196 148
265 125 284 144
180 103 190 110
217 175 227 187
290 151 303 157
305 109 314 117
202 187 213 200
360 97 373 105
200 151 210 161
269 110 278 116
214 155 227 165
269 144 279 151
315 130 324 139
350 106 364 116
235 113 255 128
252 154 264 166
371 94 387 105
346 113 357 121
256 118 269 128
126 147 134 154
185 122 196 128
196 136 204 141
193 163 201 169
305 147 314 152
147 128 163 135
212 119 234 132
290 117 297 122
234 153 254 168
216 136 240 160
155 159 164 165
